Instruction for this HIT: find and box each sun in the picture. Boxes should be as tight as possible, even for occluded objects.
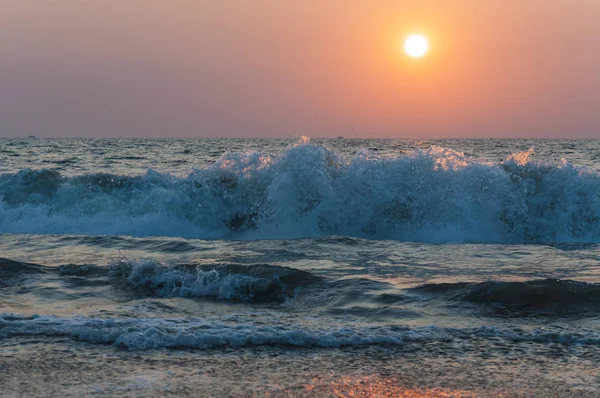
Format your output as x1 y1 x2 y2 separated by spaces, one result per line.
404 35 428 58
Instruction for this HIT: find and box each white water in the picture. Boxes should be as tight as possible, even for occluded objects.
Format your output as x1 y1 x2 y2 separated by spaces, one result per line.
3 313 599 350
1 139 600 243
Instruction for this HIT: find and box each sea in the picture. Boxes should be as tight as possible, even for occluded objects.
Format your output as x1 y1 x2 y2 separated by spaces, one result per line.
1 137 599 397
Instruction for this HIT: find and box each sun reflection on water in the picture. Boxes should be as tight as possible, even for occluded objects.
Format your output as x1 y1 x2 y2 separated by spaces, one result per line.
283 376 508 397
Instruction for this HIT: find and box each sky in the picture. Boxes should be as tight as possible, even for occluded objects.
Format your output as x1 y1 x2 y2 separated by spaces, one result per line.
1 1 599 138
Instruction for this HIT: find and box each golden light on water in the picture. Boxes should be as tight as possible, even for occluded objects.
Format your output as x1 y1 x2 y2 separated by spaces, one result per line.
284 376 509 397
404 34 429 57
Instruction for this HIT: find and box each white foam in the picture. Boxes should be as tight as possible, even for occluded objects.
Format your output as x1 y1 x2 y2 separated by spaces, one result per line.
112 259 278 300
1 139 600 243
1 313 598 350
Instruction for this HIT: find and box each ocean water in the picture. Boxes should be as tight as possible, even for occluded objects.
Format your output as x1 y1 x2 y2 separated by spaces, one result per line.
1 137 600 397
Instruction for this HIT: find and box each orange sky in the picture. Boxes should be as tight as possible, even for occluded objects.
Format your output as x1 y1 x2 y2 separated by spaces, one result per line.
1 1 599 138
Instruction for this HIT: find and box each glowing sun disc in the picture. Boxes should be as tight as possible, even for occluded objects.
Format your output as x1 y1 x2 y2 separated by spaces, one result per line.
404 35 428 57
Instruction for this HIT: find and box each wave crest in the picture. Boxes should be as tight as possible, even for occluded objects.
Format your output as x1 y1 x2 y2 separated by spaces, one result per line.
110 260 318 301
2 140 600 243
413 279 600 311
2 314 598 350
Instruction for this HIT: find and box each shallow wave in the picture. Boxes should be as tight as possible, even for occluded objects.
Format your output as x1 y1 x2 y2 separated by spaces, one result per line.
2 139 600 243
108 259 319 301
413 279 600 310
0 256 319 302
0 258 47 277
6 256 405 309
1 314 598 350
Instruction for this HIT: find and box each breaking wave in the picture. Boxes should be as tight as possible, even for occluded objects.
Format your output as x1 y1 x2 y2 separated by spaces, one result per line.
1 314 598 350
107 260 318 301
0 257 319 302
2 138 600 243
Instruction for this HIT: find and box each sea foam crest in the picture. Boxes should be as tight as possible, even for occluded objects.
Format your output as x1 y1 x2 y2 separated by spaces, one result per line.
1 138 600 243
1 314 599 350
109 260 309 301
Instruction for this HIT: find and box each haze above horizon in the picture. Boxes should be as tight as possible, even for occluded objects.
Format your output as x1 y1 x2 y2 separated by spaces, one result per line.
1 1 599 139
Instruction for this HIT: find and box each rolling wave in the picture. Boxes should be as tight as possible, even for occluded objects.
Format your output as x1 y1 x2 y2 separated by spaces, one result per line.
413 279 600 310
2 314 598 350
1 257 319 302
2 139 600 243
0 258 47 278
108 260 318 301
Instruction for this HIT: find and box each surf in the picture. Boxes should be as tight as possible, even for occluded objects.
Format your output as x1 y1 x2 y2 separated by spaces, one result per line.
1 138 600 243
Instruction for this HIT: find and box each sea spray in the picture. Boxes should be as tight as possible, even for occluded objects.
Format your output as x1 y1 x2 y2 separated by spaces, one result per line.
1 139 599 243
